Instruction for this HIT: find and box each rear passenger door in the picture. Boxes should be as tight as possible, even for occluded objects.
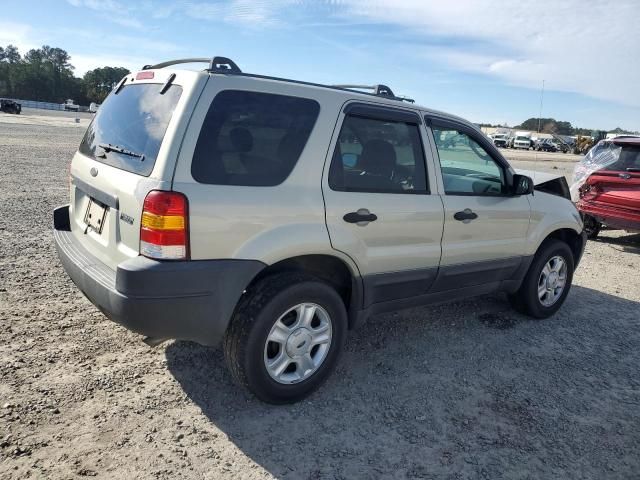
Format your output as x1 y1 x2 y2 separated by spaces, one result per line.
323 103 444 306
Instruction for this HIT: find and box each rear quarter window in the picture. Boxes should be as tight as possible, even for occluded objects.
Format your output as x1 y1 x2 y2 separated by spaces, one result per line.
191 90 320 186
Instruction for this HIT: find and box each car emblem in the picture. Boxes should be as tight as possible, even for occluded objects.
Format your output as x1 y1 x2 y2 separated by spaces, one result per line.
618 173 631 179
90 167 98 177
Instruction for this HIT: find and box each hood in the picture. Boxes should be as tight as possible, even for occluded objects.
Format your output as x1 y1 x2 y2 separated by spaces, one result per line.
514 168 564 186
515 168 571 200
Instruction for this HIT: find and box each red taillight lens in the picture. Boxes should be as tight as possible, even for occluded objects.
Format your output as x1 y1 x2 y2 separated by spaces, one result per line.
140 190 189 260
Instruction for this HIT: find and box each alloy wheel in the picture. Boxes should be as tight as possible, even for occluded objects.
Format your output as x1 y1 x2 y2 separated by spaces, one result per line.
537 255 568 307
263 303 332 384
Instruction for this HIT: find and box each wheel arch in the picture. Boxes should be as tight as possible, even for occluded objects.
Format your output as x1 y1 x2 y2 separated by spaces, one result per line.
247 254 363 330
538 228 585 266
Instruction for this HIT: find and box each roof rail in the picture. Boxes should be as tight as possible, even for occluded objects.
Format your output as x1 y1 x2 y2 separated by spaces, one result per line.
331 84 414 103
141 56 242 73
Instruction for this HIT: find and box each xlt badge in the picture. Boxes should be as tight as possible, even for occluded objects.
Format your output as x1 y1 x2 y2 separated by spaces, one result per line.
120 212 134 225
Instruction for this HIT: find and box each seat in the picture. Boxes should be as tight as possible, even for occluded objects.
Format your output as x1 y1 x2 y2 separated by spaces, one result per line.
345 139 396 190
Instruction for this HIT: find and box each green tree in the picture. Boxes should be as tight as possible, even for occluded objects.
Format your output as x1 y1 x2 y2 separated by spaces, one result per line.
83 66 130 103
2 44 21 63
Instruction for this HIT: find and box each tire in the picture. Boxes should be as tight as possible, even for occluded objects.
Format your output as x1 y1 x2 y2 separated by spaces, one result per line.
508 239 575 319
223 273 347 404
583 215 601 239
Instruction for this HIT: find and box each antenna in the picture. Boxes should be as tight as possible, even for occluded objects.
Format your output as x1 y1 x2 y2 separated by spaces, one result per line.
537 79 545 133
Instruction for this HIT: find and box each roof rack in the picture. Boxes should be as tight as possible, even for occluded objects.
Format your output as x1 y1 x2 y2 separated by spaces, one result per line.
140 56 415 104
331 84 415 103
141 56 242 73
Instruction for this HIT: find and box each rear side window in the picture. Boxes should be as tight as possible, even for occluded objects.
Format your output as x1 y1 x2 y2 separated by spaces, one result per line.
328 115 428 194
191 90 320 186
79 83 182 176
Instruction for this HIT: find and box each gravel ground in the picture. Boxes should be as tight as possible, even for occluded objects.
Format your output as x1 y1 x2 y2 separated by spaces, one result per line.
1 116 639 479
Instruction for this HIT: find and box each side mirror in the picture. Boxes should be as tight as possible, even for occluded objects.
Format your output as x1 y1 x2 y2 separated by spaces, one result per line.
512 174 534 195
342 152 358 168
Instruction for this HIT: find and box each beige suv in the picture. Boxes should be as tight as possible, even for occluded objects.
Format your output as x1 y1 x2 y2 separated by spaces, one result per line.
54 57 586 403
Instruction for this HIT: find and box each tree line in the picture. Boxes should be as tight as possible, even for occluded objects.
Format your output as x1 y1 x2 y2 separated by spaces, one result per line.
0 44 129 105
484 117 638 136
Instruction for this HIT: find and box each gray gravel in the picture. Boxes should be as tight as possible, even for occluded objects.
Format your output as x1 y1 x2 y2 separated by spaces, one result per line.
1 117 639 479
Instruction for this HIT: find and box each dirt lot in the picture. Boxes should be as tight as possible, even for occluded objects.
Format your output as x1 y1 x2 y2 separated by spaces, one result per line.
1 115 639 479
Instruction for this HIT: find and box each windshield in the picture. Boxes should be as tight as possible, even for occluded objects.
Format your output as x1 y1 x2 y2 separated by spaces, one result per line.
516 136 529 141
79 83 182 176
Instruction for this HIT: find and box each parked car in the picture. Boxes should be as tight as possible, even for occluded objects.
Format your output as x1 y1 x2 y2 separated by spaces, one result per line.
576 137 640 238
492 133 509 148
63 99 79 112
512 133 533 150
88 102 101 113
534 139 558 152
53 56 586 403
0 98 21 114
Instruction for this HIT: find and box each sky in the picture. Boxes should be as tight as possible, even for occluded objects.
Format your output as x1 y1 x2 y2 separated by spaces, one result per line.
2 0 639 131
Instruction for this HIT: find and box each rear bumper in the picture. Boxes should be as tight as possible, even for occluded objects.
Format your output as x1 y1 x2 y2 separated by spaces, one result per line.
578 200 640 231
53 205 265 346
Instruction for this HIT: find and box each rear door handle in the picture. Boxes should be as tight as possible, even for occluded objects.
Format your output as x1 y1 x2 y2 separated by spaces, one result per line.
343 209 377 224
454 209 478 222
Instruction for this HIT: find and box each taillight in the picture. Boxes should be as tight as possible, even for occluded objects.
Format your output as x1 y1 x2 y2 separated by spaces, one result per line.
140 190 189 260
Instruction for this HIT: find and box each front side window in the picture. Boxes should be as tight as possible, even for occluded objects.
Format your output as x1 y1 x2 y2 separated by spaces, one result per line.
432 128 506 195
191 90 320 186
329 115 428 194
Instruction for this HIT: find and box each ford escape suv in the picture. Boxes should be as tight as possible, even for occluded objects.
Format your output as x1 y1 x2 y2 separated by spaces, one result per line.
54 57 587 403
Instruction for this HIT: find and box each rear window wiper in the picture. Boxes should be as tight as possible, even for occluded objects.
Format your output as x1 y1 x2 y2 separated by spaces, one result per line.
98 143 145 161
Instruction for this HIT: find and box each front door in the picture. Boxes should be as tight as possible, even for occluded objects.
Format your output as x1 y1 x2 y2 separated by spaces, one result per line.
322 103 444 306
428 120 531 290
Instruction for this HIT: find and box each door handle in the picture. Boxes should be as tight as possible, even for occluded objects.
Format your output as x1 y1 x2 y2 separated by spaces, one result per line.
454 209 478 221
343 209 377 224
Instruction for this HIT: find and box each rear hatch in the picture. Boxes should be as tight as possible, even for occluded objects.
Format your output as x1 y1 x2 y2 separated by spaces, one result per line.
585 170 640 210
68 70 206 270
582 141 640 210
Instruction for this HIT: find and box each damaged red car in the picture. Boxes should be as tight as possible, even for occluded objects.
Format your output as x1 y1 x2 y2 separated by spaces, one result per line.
574 137 640 238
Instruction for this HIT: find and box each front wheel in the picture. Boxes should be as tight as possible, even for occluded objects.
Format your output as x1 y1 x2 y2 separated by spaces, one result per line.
509 240 575 318
223 273 347 404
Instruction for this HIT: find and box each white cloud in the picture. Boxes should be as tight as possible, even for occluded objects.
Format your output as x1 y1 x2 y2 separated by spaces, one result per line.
334 0 640 107
66 0 145 29
70 53 151 76
185 0 297 27
0 21 37 52
66 0 122 11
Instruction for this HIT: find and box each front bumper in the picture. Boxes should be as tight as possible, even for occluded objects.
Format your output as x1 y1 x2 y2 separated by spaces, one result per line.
53 205 265 346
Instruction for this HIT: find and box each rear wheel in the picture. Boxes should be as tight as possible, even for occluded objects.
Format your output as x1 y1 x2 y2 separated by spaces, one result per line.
223 273 347 404
583 215 601 239
509 239 574 318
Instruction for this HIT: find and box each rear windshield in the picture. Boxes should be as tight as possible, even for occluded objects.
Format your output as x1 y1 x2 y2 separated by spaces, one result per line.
79 83 182 176
608 145 640 171
191 90 320 186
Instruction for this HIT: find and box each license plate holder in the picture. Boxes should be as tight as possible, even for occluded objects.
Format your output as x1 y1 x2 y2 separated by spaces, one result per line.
84 199 107 234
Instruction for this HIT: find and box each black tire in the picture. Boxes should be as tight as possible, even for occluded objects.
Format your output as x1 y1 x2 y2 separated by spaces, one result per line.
223 273 347 404
583 215 601 239
508 239 575 319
